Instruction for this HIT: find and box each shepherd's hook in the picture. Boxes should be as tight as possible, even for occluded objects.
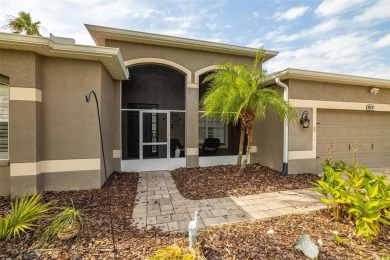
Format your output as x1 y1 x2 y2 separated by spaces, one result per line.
85 90 116 252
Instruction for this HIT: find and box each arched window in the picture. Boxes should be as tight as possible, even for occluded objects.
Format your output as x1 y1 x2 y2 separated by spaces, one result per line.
122 65 185 110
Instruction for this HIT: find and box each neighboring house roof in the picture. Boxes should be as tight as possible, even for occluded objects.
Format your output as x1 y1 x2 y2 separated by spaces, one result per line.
85 24 279 62
269 68 390 89
0 32 128 80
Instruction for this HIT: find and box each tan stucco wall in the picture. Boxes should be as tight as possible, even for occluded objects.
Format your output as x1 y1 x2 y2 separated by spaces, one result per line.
251 110 284 171
0 48 121 196
289 79 390 104
105 40 255 82
41 57 101 160
0 164 10 196
100 65 121 183
106 39 257 168
287 78 390 174
289 107 313 151
0 50 38 88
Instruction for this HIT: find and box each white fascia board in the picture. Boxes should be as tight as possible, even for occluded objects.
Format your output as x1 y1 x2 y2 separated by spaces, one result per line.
268 68 390 88
0 32 128 80
85 24 279 62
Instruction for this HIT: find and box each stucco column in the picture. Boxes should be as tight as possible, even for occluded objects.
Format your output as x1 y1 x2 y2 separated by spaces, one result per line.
185 82 199 167
9 87 43 196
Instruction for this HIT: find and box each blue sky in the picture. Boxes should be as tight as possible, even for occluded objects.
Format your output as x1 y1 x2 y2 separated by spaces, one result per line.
1 0 389 79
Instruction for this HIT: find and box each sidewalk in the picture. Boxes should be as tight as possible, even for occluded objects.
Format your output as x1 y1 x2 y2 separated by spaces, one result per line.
132 171 326 232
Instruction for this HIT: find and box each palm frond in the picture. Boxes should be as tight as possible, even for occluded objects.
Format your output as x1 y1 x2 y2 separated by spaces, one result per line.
1 11 45 36
0 193 51 240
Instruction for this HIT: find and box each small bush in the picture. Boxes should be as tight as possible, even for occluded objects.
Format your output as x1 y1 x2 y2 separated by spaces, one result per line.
0 193 51 241
148 243 207 260
314 161 390 241
39 202 82 246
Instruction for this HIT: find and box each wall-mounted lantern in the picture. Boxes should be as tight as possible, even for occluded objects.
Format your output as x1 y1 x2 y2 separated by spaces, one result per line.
369 87 379 95
300 111 310 128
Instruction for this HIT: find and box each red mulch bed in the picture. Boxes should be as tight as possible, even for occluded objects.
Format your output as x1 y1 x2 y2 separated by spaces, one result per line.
171 164 320 199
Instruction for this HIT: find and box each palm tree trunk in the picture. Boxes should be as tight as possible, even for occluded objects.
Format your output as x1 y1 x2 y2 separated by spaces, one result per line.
239 120 254 175
237 122 245 165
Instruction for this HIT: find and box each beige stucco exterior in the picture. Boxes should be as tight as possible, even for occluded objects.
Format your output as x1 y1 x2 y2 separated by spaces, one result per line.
260 72 390 174
0 33 127 197
1 27 390 197
97 29 267 168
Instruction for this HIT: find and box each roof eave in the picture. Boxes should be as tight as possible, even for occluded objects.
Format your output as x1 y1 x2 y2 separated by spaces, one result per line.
85 24 279 61
268 68 390 89
0 32 128 80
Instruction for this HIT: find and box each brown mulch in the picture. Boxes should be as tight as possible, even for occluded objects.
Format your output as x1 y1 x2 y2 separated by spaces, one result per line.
171 164 320 200
1 168 389 259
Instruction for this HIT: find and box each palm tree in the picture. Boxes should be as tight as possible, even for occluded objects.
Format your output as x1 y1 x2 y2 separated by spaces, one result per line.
201 50 296 174
1 11 45 36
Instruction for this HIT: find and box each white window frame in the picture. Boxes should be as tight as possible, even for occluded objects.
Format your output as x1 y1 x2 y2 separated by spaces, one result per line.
198 112 228 148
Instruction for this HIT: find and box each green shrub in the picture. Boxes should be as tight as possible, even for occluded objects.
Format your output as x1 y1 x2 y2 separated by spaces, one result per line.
39 202 82 246
148 244 207 260
314 161 390 241
0 193 51 241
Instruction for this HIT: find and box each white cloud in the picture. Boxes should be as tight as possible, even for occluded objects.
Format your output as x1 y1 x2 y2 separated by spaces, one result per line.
266 18 340 42
315 0 366 16
354 0 390 23
246 38 263 48
274 6 309 21
253 11 261 18
265 33 390 79
375 33 390 48
206 23 218 30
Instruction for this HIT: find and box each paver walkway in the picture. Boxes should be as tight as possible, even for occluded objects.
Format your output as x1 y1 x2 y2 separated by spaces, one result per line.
132 171 326 232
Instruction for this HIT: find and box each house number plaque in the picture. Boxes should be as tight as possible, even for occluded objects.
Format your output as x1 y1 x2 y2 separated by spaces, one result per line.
366 104 375 111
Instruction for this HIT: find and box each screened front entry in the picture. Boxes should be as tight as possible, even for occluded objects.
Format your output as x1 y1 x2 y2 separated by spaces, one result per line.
121 65 186 171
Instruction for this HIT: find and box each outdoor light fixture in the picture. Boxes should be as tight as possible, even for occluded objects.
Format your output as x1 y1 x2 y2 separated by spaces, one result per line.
369 87 379 95
300 111 310 128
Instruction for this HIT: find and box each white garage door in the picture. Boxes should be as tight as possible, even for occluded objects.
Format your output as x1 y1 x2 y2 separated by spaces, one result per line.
316 109 390 172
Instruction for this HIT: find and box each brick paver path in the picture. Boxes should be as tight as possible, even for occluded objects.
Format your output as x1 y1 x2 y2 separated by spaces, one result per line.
132 171 326 232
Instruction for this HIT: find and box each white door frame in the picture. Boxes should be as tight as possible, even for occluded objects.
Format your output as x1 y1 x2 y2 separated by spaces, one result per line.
140 110 170 171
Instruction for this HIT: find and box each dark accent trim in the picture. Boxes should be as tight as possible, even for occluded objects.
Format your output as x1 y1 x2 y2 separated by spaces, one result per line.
280 162 288 177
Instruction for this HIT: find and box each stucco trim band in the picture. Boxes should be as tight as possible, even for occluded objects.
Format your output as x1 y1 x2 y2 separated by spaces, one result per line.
10 158 100 176
124 58 191 79
289 150 316 160
194 65 219 84
113 150 121 158
186 148 199 156
187 83 198 89
250 146 257 153
290 99 390 111
10 87 42 102
10 162 43 176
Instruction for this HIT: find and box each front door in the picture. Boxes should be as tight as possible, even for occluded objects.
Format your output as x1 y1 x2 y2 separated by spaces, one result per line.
141 110 169 171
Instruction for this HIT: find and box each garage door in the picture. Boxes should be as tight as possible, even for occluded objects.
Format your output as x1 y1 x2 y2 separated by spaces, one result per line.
316 109 390 172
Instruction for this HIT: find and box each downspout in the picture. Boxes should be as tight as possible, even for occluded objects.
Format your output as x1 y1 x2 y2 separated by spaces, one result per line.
275 78 288 176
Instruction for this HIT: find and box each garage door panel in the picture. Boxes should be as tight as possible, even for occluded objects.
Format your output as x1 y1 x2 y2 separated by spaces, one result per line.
316 109 390 172
383 128 390 137
337 127 349 137
349 128 361 137
383 115 390 125
349 113 361 124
